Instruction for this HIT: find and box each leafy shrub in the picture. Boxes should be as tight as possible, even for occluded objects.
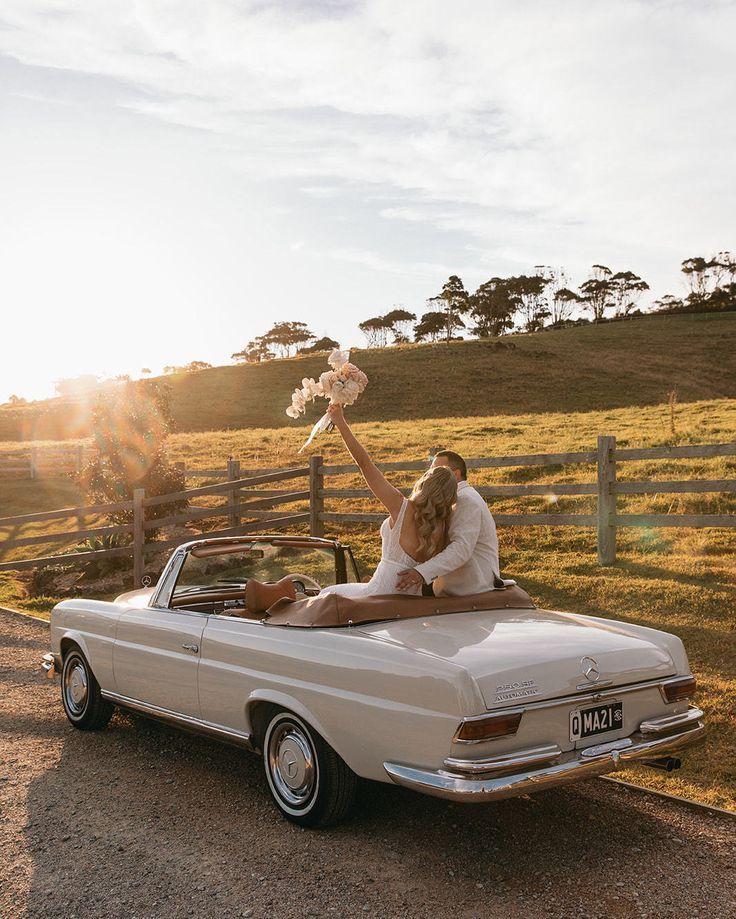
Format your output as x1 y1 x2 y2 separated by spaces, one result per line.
76 379 188 540
72 533 132 580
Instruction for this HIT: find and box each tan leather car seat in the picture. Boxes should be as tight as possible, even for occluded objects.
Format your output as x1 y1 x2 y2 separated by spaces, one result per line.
245 575 297 614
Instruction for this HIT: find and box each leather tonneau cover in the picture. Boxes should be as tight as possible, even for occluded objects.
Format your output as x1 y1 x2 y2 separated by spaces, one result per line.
263 584 535 628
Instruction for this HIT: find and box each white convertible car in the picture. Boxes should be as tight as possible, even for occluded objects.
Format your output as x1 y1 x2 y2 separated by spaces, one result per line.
43 534 706 827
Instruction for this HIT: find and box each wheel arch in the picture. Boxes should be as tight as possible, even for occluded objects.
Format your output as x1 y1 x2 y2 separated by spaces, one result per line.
59 631 92 663
245 691 339 756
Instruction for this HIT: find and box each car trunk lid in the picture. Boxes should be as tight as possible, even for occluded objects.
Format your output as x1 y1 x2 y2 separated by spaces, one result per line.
357 607 675 708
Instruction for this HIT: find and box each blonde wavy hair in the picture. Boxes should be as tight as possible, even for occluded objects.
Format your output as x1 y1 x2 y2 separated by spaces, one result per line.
408 465 458 561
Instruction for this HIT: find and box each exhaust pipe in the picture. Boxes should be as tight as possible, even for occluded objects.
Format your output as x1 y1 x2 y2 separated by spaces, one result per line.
644 757 681 772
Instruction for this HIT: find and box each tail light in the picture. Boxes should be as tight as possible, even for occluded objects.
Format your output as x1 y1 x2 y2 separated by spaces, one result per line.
454 710 523 743
661 676 697 703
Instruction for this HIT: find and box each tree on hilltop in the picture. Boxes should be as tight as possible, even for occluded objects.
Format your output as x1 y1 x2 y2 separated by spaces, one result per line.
359 316 392 348
299 336 341 354
681 257 711 301
259 321 315 358
414 310 457 342
651 294 685 313
579 265 614 321
232 338 275 363
708 251 736 288
508 274 550 332
550 287 580 325
431 275 470 342
383 308 417 343
533 266 580 326
609 271 649 316
359 308 416 346
468 279 516 337
681 252 736 310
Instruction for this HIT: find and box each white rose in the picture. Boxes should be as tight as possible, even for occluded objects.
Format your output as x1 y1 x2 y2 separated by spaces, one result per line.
319 371 335 396
328 349 350 370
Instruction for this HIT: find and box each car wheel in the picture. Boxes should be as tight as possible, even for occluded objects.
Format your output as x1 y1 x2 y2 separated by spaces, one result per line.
263 710 357 828
61 647 114 731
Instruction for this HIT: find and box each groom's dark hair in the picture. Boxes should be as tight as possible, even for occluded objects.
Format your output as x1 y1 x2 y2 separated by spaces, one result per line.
435 450 467 480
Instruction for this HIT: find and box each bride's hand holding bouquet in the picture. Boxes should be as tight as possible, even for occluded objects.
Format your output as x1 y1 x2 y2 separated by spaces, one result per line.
327 402 347 429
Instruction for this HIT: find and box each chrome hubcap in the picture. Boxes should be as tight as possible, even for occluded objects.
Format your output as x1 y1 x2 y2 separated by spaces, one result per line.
64 660 88 716
268 721 316 807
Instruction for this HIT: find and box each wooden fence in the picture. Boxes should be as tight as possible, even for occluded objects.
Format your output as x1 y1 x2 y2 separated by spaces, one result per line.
0 437 734 586
0 443 95 479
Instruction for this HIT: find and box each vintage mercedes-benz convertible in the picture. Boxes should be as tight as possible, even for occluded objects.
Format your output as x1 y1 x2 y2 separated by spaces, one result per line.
42 534 706 827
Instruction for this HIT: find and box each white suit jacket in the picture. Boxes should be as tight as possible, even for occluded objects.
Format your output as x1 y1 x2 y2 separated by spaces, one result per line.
415 480 500 596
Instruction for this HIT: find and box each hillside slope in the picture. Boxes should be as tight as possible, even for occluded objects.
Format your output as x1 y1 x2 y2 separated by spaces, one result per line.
3 313 735 440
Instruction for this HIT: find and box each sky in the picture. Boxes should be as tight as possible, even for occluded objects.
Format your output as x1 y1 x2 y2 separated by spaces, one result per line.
1 0 734 403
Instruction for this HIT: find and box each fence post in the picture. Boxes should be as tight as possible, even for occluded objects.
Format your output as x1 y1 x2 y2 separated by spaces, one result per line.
227 457 241 529
133 487 145 587
597 435 617 565
76 444 84 474
309 454 325 538
29 446 37 480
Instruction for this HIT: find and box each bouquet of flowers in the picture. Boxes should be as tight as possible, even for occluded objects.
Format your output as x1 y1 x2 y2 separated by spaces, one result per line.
286 349 368 453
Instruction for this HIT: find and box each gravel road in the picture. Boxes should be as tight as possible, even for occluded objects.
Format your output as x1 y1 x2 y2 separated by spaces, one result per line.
1 607 734 919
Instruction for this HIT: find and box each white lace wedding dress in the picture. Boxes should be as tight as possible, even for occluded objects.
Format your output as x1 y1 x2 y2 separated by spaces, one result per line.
320 497 422 598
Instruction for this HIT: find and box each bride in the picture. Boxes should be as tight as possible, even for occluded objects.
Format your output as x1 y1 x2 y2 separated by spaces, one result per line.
318 403 457 598
244 404 457 611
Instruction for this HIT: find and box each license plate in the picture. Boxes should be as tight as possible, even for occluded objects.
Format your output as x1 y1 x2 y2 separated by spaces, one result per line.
570 701 623 741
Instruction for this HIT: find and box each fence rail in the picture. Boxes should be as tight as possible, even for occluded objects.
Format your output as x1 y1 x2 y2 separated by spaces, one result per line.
0 438 734 582
0 443 97 479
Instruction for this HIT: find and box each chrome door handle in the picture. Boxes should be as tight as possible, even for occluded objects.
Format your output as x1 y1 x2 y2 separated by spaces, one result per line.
181 642 199 653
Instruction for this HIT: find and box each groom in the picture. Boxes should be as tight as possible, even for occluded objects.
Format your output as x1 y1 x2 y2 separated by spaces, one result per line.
396 450 500 596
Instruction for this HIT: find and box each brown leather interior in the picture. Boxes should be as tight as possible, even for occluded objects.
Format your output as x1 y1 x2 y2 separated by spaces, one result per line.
170 587 245 608
245 575 297 614
263 584 535 629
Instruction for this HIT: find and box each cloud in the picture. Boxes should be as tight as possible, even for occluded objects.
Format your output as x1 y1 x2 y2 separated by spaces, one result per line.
0 0 734 291
328 246 451 277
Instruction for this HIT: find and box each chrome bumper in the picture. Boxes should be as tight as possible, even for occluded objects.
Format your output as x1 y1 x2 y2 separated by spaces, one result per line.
384 707 706 803
41 652 60 679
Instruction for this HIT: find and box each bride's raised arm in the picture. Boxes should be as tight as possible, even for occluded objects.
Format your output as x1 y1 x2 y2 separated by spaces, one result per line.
327 403 404 522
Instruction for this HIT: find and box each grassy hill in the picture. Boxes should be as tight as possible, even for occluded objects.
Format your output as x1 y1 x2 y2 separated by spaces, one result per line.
3 312 736 441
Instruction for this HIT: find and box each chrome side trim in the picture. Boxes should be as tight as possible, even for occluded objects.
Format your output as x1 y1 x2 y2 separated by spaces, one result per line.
639 706 704 735
575 679 613 691
443 743 562 775
384 717 706 803
101 690 255 751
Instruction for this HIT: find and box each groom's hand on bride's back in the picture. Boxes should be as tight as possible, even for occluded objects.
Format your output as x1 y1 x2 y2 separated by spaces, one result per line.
396 568 425 591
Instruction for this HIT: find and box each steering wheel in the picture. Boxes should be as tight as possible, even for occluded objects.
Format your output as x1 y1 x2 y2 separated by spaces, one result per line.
287 572 322 593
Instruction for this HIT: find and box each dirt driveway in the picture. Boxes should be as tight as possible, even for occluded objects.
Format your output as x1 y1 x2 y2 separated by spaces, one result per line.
1 608 734 919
